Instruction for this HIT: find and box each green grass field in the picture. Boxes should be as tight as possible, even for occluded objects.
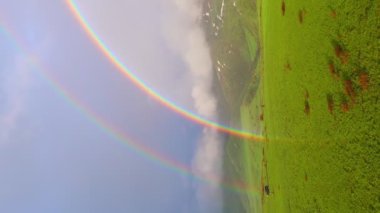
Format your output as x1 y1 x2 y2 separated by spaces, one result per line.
258 0 379 212
205 0 379 212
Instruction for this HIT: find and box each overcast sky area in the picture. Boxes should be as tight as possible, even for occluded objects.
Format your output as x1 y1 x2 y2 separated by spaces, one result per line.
0 0 224 212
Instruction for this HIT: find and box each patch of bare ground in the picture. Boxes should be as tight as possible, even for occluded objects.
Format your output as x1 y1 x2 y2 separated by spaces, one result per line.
328 60 340 79
332 41 349 64
326 93 334 114
343 78 356 102
358 72 369 91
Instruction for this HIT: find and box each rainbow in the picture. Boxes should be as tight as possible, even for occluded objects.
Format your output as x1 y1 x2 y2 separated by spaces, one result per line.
65 0 265 142
0 17 260 194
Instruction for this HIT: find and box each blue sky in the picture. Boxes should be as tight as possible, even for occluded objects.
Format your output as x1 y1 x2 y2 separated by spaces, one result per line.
0 0 223 212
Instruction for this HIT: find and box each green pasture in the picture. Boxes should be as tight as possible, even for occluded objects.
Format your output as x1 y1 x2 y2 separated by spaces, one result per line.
257 0 379 212
207 0 379 212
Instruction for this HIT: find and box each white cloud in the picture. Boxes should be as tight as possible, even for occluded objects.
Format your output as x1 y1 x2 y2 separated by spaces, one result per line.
192 128 222 213
161 1 223 212
0 54 34 142
72 1 223 211
0 28 51 143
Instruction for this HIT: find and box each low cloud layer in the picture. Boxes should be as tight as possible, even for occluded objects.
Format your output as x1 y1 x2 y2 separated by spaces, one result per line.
162 0 223 212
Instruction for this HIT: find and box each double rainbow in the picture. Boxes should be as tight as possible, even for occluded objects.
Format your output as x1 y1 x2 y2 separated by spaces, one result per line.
0 10 261 193
65 0 265 142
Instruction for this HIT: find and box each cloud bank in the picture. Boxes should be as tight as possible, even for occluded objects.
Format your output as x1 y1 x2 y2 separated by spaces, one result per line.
161 1 223 212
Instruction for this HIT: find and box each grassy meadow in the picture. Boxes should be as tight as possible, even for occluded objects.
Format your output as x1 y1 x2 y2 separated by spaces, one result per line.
259 0 379 212
204 0 379 212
